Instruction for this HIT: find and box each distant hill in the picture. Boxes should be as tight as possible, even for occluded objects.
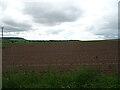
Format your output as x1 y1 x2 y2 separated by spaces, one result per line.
1 37 119 43
0 37 26 42
2 37 25 40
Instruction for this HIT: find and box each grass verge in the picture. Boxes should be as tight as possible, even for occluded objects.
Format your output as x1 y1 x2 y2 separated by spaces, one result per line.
2 69 119 88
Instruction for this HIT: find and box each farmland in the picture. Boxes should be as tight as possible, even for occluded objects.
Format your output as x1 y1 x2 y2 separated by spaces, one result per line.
2 40 118 73
2 39 119 88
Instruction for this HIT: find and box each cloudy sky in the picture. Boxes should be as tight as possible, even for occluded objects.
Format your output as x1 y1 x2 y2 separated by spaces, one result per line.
0 0 119 40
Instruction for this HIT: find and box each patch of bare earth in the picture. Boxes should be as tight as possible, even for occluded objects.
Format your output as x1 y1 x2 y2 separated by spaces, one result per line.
2 41 118 74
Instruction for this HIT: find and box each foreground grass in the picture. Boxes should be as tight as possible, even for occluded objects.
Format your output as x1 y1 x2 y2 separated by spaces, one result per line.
3 69 119 88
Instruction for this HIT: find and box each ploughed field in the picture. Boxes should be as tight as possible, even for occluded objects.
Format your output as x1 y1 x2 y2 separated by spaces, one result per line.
2 40 118 73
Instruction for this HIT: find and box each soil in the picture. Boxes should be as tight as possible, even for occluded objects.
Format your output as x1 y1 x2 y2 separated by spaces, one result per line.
2 40 119 74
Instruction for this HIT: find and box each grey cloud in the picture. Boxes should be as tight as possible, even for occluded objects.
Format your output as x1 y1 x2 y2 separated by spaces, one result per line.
100 16 118 30
46 29 64 34
3 32 17 37
90 13 118 39
24 2 82 26
94 28 118 39
2 18 32 32
99 22 118 38
3 25 29 32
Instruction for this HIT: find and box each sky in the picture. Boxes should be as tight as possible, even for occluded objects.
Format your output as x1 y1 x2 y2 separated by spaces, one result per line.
0 0 119 40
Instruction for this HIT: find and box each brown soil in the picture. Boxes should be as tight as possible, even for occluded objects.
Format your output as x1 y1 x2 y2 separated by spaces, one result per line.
2 40 119 73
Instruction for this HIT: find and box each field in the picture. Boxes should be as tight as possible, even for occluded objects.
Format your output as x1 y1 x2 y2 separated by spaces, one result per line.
2 39 119 88
2 40 118 73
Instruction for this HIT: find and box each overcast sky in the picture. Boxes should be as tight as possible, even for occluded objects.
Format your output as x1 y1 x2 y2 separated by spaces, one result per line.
0 0 119 40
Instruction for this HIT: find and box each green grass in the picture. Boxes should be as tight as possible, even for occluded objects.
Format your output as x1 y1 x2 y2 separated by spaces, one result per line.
9 39 25 41
2 69 119 88
2 38 119 46
2 41 80 47
1 39 119 49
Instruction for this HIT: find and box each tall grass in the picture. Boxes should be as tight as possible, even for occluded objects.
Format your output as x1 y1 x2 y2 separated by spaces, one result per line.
2 69 119 88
